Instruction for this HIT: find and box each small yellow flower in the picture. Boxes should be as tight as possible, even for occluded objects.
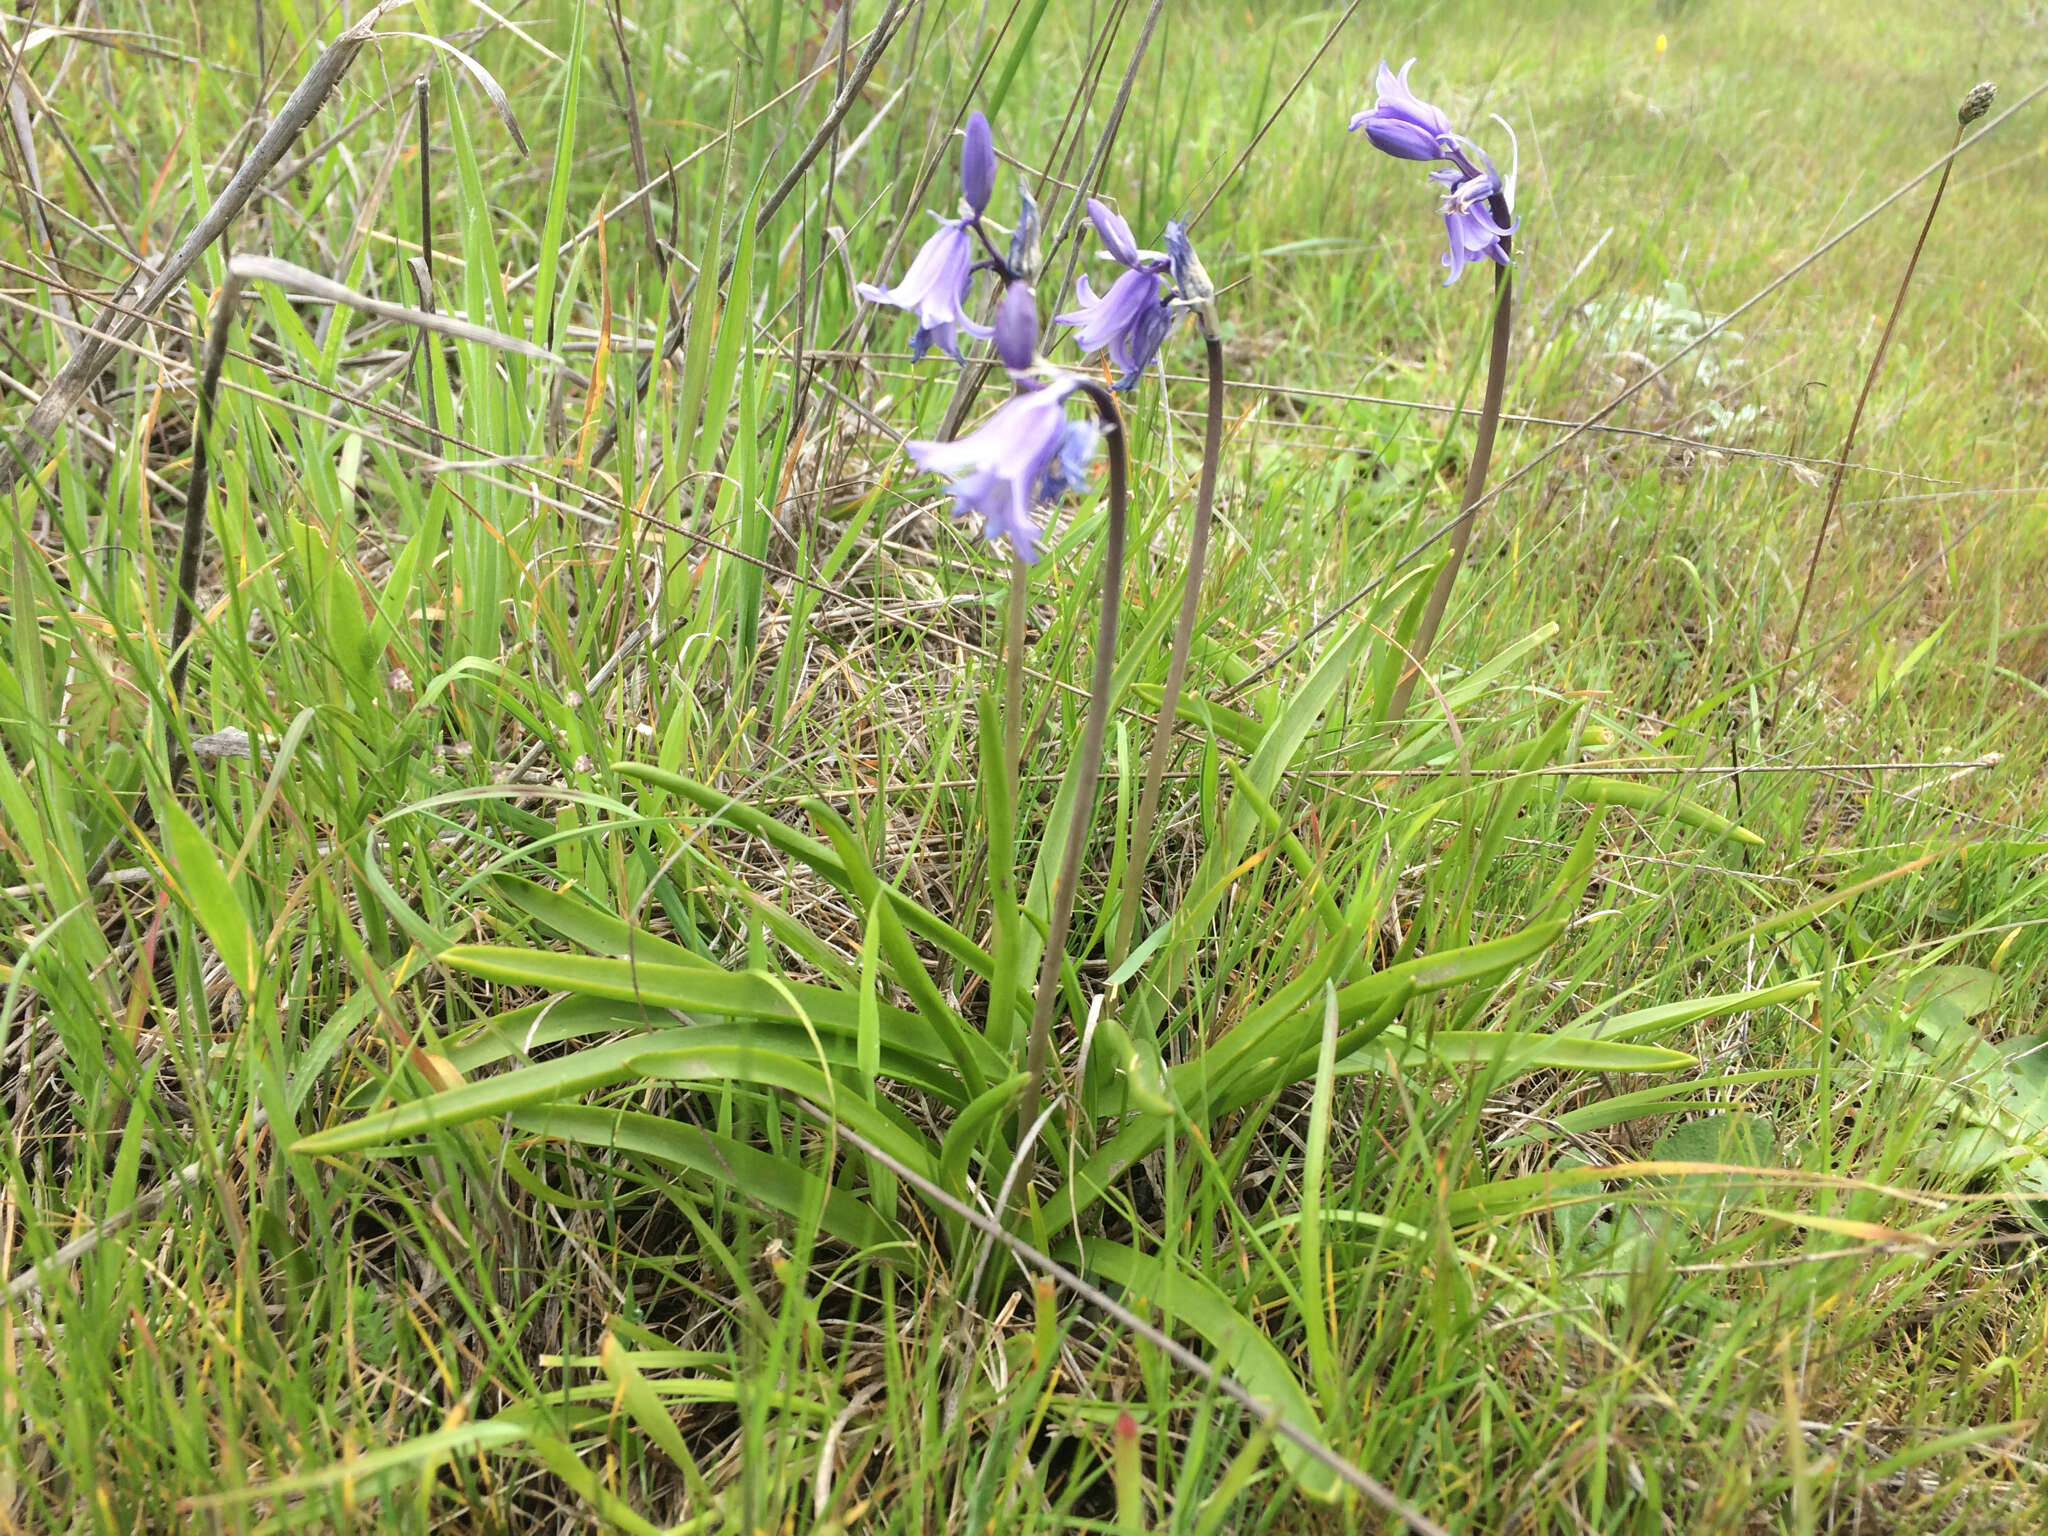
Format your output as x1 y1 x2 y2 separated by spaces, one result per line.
1656 33 1668 55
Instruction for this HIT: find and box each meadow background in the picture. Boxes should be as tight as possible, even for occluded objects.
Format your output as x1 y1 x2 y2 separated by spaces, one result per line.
1 0 2046 1530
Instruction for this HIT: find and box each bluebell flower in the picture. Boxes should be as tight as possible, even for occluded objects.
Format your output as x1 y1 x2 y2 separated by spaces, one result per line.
1057 269 1174 389
1432 155 1515 286
1054 198 1173 391
1085 197 1145 269
1349 58 1458 162
857 216 994 362
905 379 1098 565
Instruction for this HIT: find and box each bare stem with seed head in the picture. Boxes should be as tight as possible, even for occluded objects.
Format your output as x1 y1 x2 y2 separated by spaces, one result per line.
1017 381 1127 1173
1775 82 1992 721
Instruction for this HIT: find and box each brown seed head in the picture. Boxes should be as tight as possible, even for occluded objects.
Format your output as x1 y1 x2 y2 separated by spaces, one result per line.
1959 81 1997 126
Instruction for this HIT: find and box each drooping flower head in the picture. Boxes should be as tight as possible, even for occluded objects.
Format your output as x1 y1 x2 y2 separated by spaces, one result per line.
905 279 1096 564
1349 58 1517 286
1054 199 1174 391
905 380 1099 565
857 216 994 362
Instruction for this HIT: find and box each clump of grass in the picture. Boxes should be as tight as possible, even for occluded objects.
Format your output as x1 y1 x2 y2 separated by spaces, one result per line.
0 4 2044 1533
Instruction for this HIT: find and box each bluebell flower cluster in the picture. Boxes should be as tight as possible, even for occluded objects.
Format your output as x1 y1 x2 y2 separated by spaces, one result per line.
1054 201 1176 392
863 114 1103 565
1351 58 1516 285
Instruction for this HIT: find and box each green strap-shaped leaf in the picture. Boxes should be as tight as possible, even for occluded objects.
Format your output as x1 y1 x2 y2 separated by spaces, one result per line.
517 1106 903 1251
1353 1030 1696 1076
938 1074 1028 1200
433 943 1003 1086
1562 978 1820 1043
297 1035 938 1179
617 762 994 978
1557 775 1763 846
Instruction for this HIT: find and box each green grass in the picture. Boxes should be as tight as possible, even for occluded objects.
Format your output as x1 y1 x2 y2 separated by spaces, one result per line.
3 0 2047 1531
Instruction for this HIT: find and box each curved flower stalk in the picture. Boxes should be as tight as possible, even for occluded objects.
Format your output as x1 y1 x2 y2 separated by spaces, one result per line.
1352 58 1518 724
1098 214 1228 975
899 278 1128 1171
859 111 1044 363
1013 371 1126 1166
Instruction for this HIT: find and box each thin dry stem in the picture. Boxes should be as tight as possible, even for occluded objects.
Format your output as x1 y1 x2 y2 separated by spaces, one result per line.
1775 120 1968 720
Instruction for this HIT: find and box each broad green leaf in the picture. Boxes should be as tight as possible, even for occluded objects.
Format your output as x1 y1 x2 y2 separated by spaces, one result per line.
938 1074 1027 1199
1651 1113 1780 1223
192 1420 528 1515
522 1107 901 1251
433 943 1000 1087
490 873 705 968
1564 979 1820 1043
616 762 993 979
1081 1239 1339 1502
301 1035 939 1182
158 797 259 997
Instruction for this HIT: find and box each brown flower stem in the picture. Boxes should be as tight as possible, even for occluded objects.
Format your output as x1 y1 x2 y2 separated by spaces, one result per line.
1775 119 1967 722
1110 331 1224 972
1387 260 1513 726
1017 381 1127 1173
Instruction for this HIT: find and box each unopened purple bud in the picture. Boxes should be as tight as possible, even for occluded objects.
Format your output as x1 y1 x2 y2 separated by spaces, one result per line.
962 111 996 215
994 282 1038 373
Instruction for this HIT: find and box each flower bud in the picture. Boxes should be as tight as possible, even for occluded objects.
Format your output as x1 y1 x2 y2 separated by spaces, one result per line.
962 111 996 215
1959 81 1996 127
1163 221 1213 306
1164 220 1220 340
993 280 1038 374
